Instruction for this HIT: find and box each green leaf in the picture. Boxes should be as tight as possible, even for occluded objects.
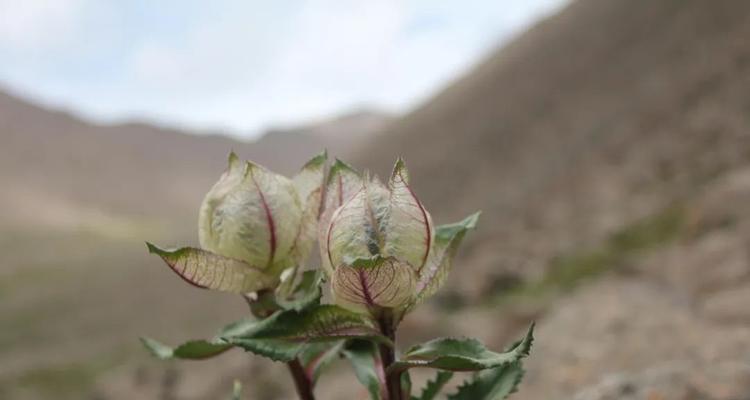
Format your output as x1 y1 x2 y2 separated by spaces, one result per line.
139 313 290 362
402 370 413 399
222 305 392 362
411 212 480 307
275 269 323 311
342 340 384 400
139 337 232 360
172 340 233 359
146 243 277 293
297 341 345 383
446 362 525 400
388 323 533 375
412 370 453 400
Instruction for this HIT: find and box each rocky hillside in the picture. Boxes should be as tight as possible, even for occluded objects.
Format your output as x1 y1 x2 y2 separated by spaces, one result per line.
349 0 750 397
355 0 750 299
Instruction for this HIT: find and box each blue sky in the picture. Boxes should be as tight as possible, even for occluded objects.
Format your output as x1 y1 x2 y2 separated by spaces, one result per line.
0 0 566 137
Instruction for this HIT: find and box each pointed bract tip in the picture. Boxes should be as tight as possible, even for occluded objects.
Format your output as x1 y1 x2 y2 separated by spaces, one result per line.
145 241 161 254
302 149 328 169
327 158 360 184
390 157 409 182
242 160 258 178
333 158 358 173
463 211 482 229
225 151 241 172
228 150 239 163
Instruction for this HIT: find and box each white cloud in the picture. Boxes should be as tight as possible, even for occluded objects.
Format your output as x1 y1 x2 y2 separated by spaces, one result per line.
0 0 569 137
0 0 88 50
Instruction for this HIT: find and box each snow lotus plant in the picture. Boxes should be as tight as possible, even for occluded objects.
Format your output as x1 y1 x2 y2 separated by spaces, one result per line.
141 152 535 400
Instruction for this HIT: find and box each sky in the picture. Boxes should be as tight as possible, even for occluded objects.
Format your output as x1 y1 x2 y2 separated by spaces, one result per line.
0 0 567 138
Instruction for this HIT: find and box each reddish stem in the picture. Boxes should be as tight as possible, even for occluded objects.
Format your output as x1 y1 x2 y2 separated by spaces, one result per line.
287 359 316 400
377 313 402 400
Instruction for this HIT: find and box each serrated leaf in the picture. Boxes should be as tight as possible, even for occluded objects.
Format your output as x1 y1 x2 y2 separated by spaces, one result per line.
342 340 384 400
297 341 345 383
412 370 453 400
172 340 233 359
446 361 525 400
411 212 480 307
385 158 433 271
146 243 278 293
139 316 258 361
223 305 392 362
275 269 323 311
388 323 533 375
140 314 291 363
331 256 416 315
139 337 232 360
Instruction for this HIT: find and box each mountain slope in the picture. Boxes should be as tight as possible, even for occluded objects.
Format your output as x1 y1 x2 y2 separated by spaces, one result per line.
355 0 750 297
0 90 388 231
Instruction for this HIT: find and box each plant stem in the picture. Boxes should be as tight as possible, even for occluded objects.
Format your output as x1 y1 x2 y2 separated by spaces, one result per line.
287 358 316 400
378 313 402 400
243 292 315 400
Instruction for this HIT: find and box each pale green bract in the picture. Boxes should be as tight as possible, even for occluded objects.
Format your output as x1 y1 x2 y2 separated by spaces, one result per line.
331 256 417 313
318 159 363 277
320 158 479 320
149 151 326 293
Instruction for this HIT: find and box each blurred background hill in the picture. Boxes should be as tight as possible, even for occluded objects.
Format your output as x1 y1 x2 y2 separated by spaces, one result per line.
2 0 750 399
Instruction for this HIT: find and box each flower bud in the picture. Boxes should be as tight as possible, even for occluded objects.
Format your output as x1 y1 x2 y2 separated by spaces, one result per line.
199 151 325 274
198 153 297 271
148 151 326 295
321 159 479 323
324 159 433 274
